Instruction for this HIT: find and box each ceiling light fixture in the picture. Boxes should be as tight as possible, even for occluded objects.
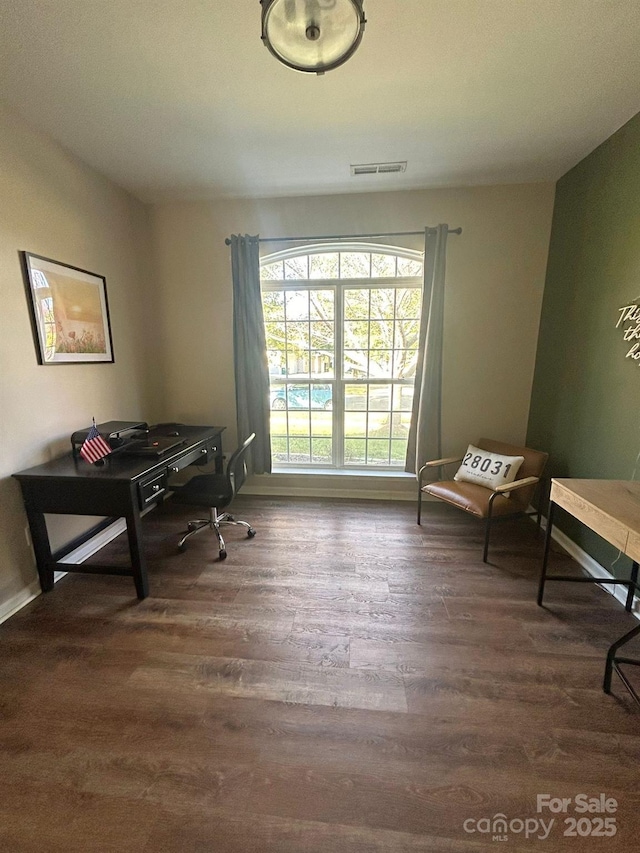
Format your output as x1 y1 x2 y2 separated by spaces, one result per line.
260 0 366 76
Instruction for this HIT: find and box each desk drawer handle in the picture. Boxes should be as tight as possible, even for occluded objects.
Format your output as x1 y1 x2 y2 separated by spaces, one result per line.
169 466 180 473
144 485 166 504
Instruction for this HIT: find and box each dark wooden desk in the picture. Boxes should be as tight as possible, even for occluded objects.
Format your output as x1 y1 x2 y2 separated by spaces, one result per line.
13 424 224 600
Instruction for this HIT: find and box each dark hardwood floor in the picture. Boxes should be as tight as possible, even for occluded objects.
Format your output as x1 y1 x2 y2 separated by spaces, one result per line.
1 496 639 852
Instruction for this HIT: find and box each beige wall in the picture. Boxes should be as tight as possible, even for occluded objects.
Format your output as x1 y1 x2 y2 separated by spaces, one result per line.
0 102 157 611
150 183 556 470
0 122 556 614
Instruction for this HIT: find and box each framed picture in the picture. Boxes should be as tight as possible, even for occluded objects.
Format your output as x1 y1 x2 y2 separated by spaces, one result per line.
21 252 114 364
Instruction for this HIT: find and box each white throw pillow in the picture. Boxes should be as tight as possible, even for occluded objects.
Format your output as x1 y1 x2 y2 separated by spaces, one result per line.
453 444 524 492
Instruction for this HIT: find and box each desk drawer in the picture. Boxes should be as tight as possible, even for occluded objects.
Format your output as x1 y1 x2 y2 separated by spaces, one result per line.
138 471 167 509
166 444 211 475
167 440 221 474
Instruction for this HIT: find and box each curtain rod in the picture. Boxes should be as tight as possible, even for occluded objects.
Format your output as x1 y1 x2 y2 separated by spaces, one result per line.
224 227 462 246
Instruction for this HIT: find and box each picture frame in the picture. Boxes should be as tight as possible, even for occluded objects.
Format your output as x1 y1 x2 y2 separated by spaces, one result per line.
20 252 114 364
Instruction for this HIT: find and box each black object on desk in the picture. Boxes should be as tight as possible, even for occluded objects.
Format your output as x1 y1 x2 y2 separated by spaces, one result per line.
13 424 225 600
71 420 148 456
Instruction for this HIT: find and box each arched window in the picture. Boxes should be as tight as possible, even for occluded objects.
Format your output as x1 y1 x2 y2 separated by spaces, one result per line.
260 243 423 469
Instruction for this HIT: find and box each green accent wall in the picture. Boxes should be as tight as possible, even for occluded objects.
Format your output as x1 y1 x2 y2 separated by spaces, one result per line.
527 110 640 575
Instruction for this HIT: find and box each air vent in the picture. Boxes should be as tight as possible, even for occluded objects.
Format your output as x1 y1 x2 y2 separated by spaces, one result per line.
350 161 407 176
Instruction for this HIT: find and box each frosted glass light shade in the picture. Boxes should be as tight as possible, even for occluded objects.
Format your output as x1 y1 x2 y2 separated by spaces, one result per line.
261 0 366 75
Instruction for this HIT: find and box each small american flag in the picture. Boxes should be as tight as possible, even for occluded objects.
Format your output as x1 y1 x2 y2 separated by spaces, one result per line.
80 420 112 464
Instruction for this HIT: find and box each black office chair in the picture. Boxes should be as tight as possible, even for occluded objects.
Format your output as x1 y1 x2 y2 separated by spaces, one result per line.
171 433 256 560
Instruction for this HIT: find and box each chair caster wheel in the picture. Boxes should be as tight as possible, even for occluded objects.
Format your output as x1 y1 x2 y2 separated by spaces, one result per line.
247 528 256 538
218 549 227 560
178 543 186 553
187 522 197 532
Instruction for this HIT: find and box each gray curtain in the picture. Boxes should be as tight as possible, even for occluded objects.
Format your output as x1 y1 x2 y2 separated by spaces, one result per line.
405 224 449 475
230 234 272 474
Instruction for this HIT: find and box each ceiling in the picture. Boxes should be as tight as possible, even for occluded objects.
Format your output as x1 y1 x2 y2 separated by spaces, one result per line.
1 1 640 203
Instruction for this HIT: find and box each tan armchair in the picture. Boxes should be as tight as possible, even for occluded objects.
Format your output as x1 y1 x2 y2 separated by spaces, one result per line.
417 438 548 562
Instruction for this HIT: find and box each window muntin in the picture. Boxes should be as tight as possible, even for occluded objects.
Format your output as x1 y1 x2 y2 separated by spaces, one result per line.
32 269 56 361
261 249 423 282
264 288 335 380
261 244 422 469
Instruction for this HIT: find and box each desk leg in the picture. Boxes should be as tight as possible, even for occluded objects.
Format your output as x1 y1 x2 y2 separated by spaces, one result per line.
625 561 639 613
25 506 55 592
537 501 555 606
604 620 640 694
125 511 149 600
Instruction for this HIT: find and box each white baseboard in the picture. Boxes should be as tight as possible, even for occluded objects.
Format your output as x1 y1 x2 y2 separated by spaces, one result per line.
243 469 417 502
0 518 127 626
536 508 639 619
0 578 44 626
242 484 414 501
57 518 126 564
